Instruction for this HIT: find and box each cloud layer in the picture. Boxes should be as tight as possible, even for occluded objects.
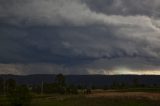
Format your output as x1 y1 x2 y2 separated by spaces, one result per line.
0 0 160 74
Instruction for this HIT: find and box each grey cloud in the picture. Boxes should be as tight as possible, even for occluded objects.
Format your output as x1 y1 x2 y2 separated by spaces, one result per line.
85 0 160 17
0 25 160 74
0 0 159 30
0 57 160 75
0 63 88 75
0 0 160 74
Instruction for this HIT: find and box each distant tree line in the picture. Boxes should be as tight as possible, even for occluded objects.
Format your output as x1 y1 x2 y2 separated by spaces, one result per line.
0 75 160 96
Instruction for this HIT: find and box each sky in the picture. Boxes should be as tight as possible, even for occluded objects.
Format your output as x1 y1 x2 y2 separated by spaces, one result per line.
0 0 160 75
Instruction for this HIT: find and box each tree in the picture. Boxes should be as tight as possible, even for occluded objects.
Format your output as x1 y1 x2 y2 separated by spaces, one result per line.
6 79 16 92
0 77 4 95
55 74 66 94
133 78 139 87
111 80 118 89
55 74 65 87
7 85 32 106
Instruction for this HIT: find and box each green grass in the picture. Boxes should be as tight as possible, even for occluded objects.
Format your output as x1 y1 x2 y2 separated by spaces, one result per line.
31 95 160 106
1 93 160 106
113 87 160 93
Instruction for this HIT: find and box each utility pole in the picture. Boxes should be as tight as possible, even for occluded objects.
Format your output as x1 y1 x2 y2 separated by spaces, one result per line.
3 78 5 96
41 80 44 95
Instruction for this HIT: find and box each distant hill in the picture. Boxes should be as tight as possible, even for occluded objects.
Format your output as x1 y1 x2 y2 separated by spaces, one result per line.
0 74 160 87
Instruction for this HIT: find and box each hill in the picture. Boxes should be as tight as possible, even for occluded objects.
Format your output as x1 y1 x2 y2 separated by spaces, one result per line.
0 74 160 88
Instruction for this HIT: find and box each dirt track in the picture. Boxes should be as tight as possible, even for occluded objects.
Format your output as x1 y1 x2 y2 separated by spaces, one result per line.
87 92 160 100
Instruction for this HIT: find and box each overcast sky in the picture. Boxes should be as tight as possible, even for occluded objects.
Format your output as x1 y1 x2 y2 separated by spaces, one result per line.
0 0 160 75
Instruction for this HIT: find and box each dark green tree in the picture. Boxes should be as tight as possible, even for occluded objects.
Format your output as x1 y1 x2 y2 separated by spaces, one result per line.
6 79 16 92
55 74 66 94
55 74 65 86
133 78 139 87
7 85 32 106
0 77 4 95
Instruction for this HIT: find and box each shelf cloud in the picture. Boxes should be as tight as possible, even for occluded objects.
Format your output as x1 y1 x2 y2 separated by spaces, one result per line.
0 0 160 75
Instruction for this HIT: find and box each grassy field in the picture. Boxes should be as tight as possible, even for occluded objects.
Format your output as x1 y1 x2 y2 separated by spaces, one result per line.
31 96 160 106
1 91 160 106
31 91 160 106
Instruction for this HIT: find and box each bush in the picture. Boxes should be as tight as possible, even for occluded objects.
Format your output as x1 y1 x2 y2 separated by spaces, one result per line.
66 85 78 94
84 88 92 94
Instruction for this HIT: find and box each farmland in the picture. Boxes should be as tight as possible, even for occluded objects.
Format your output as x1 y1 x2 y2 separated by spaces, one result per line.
1 90 160 106
31 91 160 106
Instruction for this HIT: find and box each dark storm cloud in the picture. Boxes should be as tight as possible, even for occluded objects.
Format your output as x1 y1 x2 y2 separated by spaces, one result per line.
0 0 160 74
0 25 97 64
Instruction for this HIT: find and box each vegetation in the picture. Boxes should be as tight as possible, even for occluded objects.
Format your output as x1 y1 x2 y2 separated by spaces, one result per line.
7 85 32 106
0 77 4 95
31 95 160 106
0 74 160 106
